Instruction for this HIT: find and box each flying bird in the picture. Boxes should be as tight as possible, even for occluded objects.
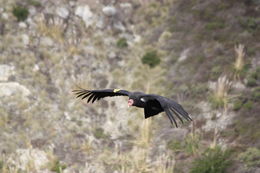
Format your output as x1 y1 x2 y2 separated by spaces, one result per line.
73 88 192 127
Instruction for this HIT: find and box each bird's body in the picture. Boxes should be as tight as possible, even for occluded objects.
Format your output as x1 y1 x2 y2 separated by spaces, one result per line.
73 88 192 127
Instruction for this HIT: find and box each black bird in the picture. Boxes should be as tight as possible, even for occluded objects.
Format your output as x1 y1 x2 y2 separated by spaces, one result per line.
73 88 192 127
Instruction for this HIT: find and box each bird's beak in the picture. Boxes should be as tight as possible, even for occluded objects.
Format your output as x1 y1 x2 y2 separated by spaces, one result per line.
128 99 133 107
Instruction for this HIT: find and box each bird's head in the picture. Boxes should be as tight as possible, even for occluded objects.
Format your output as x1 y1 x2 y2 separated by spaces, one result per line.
128 99 134 107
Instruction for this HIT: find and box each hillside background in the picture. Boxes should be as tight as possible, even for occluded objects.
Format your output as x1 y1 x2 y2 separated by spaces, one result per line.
0 0 259 173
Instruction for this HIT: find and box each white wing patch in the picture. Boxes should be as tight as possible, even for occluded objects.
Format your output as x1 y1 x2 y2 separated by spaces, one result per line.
140 98 146 102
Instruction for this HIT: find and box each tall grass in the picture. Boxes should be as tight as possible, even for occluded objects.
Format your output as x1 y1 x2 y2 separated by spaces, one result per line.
37 21 64 43
233 44 245 79
154 153 175 173
210 75 232 109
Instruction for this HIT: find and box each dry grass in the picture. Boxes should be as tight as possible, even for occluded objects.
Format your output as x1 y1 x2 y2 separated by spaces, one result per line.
210 75 232 109
37 21 64 43
134 118 153 148
80 139 94 154
233 44 245 79
154 153 175 173
110 147 175 173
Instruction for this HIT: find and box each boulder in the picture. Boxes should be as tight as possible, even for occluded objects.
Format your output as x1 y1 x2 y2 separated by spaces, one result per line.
75 5 94 27
56 7 69 18
0 64 15 81
0 82 30 97
102 6 117 16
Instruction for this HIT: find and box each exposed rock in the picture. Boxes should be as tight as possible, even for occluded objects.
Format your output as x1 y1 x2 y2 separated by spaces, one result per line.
21 34 30 45
0 82 30 97
158 128 188 142
56 7 69 19
2 12 8 20
108 51 116 59
198 101 236 132
29 6 37 16
233 81 246 90
75 5 94 27
7 149 49 171
96 16 105 29
41 37 54 47
0 64 15 81
102 6 117 16
102 98 132 139
113 21 125 31
19 22 27 28
120 3 132 10
133 34 142 42
178 48 190 62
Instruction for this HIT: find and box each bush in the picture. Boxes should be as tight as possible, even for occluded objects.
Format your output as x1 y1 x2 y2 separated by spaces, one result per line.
243 100 253 110
246 77 257 87
252 87 260 102
167 140 183 151
205 22 225 30
233 100 243 111
190 146 232 173
0 160 3 170
116 38 128 48
239 17 258 32
93 128 108 139
238 147 260 168
27 0 42 7
141 50 160 68
246 68 259 87
12 6 29 21
51 160 67 173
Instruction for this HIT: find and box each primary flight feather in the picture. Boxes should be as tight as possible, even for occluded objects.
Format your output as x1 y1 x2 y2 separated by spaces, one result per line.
73 88 192 127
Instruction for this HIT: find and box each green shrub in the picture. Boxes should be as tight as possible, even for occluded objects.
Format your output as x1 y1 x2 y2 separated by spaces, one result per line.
51 160 67 173
93 128 108 139
239 17 258 32
238 147 260 168
246 68 259 87
167 140 183 151
210 66 222 80
209 95 226 109
246 77 257 87
12 6 29 21
184 133 200 155
205 22 225 30
233 100 243 111
252 87 260 102
190 146 232 173
116 38 128 48
141 50 160 68
27 0 41 7
243 100 253 110
0 160 3 170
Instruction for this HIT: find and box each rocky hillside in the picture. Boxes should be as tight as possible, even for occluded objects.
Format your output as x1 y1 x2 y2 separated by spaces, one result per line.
0 0 259 173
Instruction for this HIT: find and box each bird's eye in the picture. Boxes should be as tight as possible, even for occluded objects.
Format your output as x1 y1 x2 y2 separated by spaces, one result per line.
140 98 146 102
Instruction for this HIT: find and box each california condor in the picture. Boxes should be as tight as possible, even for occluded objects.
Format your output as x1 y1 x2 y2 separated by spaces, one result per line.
73 88 192 127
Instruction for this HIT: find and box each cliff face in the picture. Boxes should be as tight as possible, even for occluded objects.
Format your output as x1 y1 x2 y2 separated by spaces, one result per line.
0 0 259 172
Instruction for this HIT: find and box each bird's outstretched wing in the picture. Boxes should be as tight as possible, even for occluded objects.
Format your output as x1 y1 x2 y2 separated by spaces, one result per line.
73 87 130 103
141 95 192 127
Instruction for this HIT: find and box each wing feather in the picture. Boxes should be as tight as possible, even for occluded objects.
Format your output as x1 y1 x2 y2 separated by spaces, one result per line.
73 87 130 103
87 94 96 103
169 107 184 124
92 94 99 103
165 109 178 127
82 92 93 100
